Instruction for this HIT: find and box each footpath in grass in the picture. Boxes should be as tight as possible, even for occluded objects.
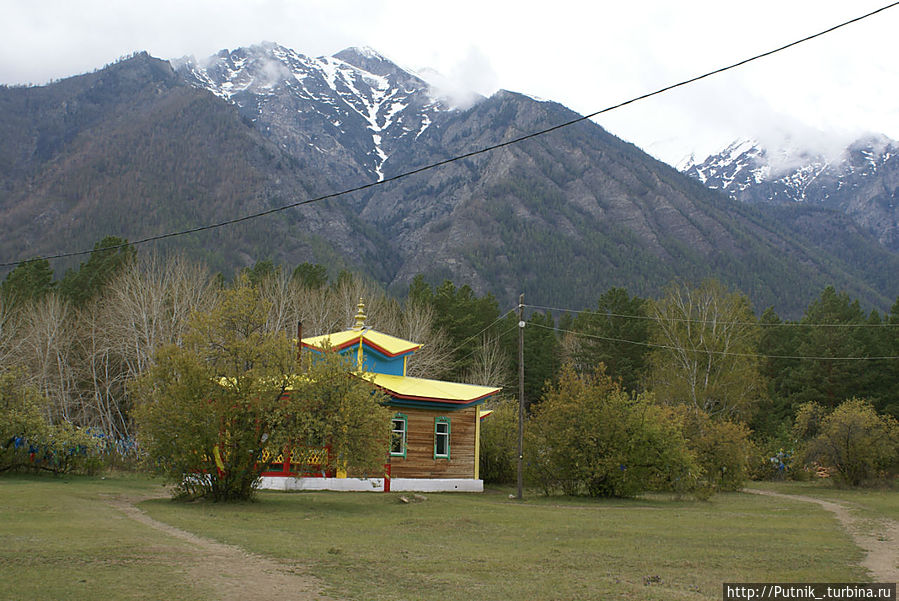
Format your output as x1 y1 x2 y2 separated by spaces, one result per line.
144 484 867 601
748 480 899 522
745 480 899 584
0 475 876 601
0 474 211 601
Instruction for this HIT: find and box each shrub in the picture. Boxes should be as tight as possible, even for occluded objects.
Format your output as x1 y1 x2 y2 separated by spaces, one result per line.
1 371 104 475
526 365 698 498
134 281 390 501
478 397 518 485
797 398 899 486
684 410 753 491
749 422 799 481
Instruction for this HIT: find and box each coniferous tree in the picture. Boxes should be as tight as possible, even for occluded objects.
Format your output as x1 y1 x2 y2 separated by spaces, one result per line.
568 287 650 392
790 287 868 410
59 236 135 306
292 262 328 289
1 259 55 306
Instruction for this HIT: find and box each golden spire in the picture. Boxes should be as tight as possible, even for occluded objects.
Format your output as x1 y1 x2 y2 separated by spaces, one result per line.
352 298 367 331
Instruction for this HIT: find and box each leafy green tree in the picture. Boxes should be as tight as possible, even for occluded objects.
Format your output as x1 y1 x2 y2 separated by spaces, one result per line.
1 259 55 307
796 398 899 486
0 371 49 473
883 297 899 418
289 350 391 478
499 311 562 407
478 397 518 484
407 278 502 379
59 236 135 306
241 259 279 287
648 280 762 420
526 365 698 498
754 306 800 436
1 370 102 475
135 280 390 501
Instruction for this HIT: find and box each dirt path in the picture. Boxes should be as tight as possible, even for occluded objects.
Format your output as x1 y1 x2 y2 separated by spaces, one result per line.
105 494 332 601
746 489 899 583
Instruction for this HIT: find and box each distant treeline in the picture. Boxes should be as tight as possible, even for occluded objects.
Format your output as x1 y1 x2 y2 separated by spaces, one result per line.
2 238 897 448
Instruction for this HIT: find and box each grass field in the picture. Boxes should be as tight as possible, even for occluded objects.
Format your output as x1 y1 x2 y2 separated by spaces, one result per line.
748 480 899 522
1 475 885 601
0 474 213 601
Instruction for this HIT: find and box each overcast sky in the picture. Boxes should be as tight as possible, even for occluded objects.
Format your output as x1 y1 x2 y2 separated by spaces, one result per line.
3 0 898 166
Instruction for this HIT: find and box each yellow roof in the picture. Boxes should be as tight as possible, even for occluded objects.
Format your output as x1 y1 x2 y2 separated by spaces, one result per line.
302 328 421 358
363 372 500 407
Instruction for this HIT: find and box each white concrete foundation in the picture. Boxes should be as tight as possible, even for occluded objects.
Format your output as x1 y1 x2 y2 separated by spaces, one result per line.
257 476 384 491
257 476 483 493
390 478 483 492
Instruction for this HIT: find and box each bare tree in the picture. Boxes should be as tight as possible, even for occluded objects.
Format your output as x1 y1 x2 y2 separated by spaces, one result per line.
462 334 511 388
648 280 762 419
73 253 217 436
0 298 22 371
17 293 77 424
395 301 453 379
103 252 216 378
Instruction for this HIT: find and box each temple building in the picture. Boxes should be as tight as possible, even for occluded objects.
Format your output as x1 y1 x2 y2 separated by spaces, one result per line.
257 300 501 492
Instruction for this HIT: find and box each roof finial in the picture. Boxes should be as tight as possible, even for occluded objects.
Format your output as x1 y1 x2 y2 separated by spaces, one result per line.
352 298 367 330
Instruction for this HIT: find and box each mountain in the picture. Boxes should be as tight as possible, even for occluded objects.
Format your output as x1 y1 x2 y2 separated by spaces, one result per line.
0 51 376 276
174 44 452 185
681 137 899 251
1 45 898 316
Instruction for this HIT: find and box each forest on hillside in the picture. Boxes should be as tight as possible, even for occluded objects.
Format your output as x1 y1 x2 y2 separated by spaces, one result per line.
2 239 897 492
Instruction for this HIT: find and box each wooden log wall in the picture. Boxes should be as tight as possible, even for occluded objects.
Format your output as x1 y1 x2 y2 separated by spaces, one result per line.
389 406 477 479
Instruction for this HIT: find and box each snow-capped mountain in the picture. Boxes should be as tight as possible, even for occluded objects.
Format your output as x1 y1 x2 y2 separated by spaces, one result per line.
2 47 898 315
175 43 453 183
682 136 899 251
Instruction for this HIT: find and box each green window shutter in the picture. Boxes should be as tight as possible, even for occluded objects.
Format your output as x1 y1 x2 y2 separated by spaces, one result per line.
434 416 450 459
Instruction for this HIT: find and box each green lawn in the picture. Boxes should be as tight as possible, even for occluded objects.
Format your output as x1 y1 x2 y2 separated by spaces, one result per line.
0 474 213 601
0 475 876 601
144 484 868 600
747 479 899 522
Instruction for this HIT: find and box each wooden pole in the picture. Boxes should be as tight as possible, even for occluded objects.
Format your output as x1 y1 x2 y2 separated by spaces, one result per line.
517 293 525 500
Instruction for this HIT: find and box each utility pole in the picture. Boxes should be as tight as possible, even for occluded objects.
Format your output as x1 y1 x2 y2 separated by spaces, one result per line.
517 293 525 500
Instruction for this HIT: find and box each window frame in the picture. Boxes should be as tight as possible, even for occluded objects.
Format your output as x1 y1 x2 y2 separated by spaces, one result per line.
434 416 451 460
390 413 407 458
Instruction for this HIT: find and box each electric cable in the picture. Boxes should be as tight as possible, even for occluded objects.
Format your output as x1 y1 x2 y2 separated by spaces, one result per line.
523 303 899 328
445 306 518 359
3 1 898 267
527 321 899 361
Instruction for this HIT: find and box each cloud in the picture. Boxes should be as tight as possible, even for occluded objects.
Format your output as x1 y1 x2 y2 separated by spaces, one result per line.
416 46 498 110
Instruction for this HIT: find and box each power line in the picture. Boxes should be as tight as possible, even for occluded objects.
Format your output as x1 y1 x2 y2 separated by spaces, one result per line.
452 321 520 368
527 321 899 361
524 303 899 328
4 2 898 268
447 306 518 360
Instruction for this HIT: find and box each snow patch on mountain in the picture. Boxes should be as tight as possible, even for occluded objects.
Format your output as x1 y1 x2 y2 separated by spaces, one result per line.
681 134 899 250
173 43 452 181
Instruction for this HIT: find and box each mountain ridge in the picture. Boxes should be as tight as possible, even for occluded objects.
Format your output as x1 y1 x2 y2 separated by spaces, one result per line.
682 136 899 251
1 46 897 317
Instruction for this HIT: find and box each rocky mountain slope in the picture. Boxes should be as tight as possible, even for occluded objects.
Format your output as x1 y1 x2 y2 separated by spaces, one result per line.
681 137 899 251
1 46 898 316
175 44 451 185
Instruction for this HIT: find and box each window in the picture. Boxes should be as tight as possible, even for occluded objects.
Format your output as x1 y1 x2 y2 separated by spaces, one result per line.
434 417 450 459
390 414 407 457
